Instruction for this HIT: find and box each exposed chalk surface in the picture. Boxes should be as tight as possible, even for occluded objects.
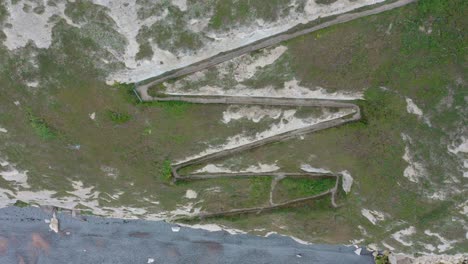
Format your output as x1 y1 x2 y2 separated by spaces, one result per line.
405 97 423 117
106 0 388 83
184 189 198 199
3 0 78 50
392 226 416 247
402 142 426 184
178 107 355 164
448 137 468 154
300 164 331 174
361 209 385 225
195 163 279 173
341 171 354 194
165 81 363 100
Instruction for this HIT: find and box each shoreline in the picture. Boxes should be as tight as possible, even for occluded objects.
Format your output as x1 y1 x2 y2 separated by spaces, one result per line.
0 206 373 264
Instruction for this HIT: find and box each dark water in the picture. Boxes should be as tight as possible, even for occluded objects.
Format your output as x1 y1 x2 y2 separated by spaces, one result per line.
0 206 373 264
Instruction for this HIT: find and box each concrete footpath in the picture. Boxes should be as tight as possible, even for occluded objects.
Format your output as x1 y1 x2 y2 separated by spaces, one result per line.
0 206 374 264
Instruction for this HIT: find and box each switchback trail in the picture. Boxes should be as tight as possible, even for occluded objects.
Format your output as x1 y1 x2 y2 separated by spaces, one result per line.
132 0 417 218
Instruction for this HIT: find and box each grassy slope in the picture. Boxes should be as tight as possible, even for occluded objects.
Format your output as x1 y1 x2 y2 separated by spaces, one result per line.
0 20 275 212
206 0 467 252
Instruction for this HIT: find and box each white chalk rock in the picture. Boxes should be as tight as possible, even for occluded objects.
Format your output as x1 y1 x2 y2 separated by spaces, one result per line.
185 189 197 199
49 213 59 233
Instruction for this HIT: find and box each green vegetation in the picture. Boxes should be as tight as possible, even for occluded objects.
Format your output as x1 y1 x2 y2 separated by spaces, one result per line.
33 5 45 15
135 42 154 61
113 82 141 104
106 110 131 124
274 177 335 202
242 53 294 89
209 0 299 29
143 100 192 117
375 0 465 106
147 83 167 97
136 0 169 20
113 82 134 91
196 177 272 211
13 200 30 208
137 6 203 54
64 1 127 56
285 0 466 97
142 126 152 135
0 0 8 25
64 0 115 24
217 0 466 247
248 176 272 204
160 159 173 182
26 109 58 140
375 252 390 264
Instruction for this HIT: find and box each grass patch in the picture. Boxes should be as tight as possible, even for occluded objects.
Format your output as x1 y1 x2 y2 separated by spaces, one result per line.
135 42 154 61
137 6 203 54
142 126 152 136
147 83 167 97
0 0 8 25
13 200 30 208
64 0 114 24
112 82 141 104
375 253 390 264
160 159 173 182
143 100 192 117
26 109 58 140
209 0 294 30
106 110 131 124
112 81 134 91
248 176 272 205
275 177 335 202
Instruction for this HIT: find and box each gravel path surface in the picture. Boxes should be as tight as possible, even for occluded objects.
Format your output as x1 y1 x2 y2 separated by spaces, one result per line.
0 206 373 264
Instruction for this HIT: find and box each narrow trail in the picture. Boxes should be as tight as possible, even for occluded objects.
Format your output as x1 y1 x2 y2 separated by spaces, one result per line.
136 0 417 99
133 0 416 218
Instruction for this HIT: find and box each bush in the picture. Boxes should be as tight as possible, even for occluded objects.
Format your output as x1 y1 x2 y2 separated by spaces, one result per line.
27 109 58 140
160 159 173 181
107 110 131 124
